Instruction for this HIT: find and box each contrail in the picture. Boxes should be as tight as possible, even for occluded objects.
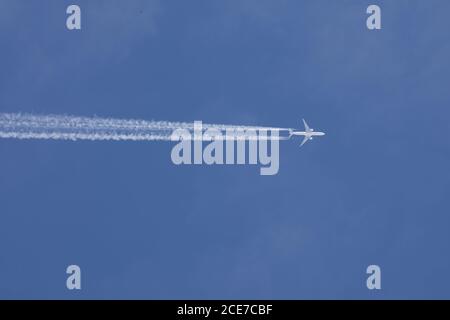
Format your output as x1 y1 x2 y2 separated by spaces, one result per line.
0 113 291 142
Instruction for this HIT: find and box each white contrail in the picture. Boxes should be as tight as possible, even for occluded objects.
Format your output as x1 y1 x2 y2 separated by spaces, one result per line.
0 113 291 142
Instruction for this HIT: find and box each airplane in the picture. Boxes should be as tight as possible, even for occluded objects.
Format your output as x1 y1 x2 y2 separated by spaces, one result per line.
289 119 325 146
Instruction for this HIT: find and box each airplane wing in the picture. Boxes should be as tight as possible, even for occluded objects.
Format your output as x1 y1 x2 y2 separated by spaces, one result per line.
302 119 310 132
300 135 309 146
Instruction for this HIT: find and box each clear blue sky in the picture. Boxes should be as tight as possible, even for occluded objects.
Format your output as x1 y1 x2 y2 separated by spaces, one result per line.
1 0 449 299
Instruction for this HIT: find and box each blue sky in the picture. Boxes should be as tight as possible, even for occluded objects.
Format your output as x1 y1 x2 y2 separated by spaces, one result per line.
0 0 450 299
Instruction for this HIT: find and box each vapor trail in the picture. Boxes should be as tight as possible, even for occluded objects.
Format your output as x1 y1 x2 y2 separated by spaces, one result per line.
0 113 291 142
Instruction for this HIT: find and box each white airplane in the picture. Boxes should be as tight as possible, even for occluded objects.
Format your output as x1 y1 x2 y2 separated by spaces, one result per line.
289 119 325 146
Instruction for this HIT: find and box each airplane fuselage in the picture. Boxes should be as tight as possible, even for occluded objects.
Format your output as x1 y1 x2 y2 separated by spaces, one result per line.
290 131 325 137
